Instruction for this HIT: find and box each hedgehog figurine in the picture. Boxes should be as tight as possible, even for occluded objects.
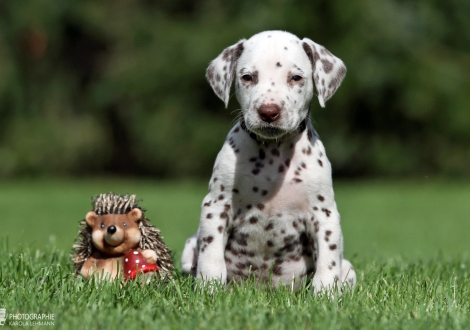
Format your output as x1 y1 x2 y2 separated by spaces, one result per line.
71 193 174 280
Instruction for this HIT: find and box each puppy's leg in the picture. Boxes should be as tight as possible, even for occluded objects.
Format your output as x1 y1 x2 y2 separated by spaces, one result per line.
195 195 229 285
181 234 198 276
341 259 357 289
310 205 343 294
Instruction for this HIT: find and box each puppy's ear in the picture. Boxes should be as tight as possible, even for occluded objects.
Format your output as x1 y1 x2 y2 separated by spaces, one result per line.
206 39 246 108
301 38 346 108
85 211 98 227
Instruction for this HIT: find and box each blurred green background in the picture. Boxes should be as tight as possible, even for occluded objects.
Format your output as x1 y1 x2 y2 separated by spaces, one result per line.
1 0 469 261
1 0 469 178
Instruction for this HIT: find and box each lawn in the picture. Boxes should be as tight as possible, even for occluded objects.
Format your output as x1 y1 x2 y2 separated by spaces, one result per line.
0 177 469 329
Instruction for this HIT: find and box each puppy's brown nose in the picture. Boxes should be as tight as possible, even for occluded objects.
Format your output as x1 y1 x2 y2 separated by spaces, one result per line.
258 104 280 123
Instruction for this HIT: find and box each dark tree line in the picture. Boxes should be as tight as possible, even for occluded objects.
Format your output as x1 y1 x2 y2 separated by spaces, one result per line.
0 0 469 178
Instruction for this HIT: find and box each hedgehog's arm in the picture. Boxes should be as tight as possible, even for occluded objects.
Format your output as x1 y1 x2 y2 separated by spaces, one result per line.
138 248 158 264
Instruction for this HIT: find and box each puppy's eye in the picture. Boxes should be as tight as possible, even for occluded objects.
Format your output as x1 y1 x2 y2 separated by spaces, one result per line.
100 223 104 228
123 222 127 227
291 75 303 82
241 74 253 82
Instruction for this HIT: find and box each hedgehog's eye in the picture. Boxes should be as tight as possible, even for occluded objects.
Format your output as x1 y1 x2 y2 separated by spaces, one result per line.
123 222 127 227
100 223 104 228
241 74 253 82
291 75 303 82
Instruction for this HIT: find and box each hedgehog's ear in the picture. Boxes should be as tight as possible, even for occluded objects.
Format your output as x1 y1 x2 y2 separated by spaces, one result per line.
128 208 142 222
86 211 98 227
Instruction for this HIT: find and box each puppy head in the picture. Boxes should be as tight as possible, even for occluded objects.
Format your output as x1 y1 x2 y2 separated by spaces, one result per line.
206 31 346 140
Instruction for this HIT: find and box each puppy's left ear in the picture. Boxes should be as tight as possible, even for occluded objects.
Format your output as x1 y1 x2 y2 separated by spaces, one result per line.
206 39 246 108
301 38 347 108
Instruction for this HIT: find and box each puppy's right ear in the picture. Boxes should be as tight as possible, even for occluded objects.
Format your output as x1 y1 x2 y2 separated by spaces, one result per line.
206 39 246 108
85 211 98 227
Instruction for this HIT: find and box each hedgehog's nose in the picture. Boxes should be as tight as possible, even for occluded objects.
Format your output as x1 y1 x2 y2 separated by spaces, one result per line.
107 225 117 234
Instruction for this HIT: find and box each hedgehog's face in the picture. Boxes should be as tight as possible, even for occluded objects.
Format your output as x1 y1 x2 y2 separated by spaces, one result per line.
85 208 142 256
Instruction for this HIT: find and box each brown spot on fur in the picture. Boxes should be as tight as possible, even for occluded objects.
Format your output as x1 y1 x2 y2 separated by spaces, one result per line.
317 195 325 202
318 159 323 167
322 208 331 217
218 226 223 233
257 204 265 210
220 212 228 219
265 223 274 231
329 244 337 250
218 194 224 200
321 59 333 73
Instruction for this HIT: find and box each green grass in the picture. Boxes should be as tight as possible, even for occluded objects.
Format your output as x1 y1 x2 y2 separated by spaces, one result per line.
1 178 470 329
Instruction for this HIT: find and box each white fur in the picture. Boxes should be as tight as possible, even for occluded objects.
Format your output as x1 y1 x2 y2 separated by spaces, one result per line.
182 31 356 293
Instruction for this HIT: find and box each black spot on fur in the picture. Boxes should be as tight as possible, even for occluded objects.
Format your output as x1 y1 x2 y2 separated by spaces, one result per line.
259 149 266 160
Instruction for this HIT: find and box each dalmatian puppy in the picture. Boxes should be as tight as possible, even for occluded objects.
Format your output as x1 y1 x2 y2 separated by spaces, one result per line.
182 30 356 293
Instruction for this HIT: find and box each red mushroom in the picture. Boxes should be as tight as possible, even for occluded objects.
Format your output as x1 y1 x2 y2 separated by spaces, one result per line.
123 250 159 280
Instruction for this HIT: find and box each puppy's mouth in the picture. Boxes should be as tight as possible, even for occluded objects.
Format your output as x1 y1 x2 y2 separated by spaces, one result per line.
251 125 288 139
241 117 309 142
